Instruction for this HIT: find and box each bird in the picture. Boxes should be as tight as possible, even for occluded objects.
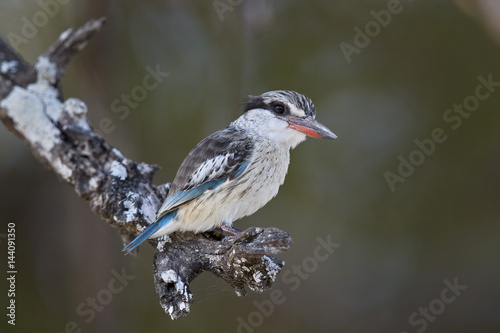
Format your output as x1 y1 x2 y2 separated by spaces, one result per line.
122 90 336 254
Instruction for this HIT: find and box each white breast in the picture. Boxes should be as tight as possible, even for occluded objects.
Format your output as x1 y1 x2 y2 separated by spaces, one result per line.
170 139 290 233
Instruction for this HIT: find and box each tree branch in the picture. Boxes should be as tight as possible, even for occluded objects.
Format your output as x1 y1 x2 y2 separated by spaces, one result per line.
0 18 292 319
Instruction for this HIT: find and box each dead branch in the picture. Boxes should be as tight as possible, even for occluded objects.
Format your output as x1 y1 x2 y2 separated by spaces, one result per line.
0 17 292 320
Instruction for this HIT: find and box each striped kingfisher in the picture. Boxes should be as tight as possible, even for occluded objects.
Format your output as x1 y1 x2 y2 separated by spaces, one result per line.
123 90 336 254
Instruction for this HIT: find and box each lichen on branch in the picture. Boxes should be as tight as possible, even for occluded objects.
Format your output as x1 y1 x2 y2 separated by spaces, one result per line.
0 17 292 320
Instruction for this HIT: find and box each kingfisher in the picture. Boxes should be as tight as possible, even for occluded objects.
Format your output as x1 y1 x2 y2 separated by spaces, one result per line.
123 90 336 254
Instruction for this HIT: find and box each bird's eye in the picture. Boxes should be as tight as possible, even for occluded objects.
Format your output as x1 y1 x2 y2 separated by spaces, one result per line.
273 104 285 114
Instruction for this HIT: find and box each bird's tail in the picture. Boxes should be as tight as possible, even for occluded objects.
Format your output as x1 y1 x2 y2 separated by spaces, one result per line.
122 210 177 255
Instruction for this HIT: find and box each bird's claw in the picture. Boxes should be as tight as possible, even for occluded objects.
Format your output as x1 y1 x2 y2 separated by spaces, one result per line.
221 224 242 236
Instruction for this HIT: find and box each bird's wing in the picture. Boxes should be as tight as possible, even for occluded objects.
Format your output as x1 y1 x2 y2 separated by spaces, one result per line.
157 127 254 219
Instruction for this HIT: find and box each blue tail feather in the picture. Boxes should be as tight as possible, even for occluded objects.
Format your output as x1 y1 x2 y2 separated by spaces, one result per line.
122 210 177 255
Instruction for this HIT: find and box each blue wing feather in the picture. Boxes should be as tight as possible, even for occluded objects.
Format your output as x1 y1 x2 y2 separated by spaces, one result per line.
123 127 254 254
122 178 229 255
122 210 178 255
157 178 227 216
232 159 250 179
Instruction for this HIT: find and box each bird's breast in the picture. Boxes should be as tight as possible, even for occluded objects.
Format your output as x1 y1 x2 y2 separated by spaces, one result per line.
218 142 290 220
175 142 290 232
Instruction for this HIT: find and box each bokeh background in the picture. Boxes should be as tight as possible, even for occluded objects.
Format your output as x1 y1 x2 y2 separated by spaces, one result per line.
1 1 499 332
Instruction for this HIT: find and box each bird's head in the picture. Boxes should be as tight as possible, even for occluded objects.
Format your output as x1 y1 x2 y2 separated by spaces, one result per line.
236 90 336 149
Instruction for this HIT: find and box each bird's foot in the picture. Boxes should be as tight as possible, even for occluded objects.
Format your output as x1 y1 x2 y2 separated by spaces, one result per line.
221 224 242 235
221 224 242 241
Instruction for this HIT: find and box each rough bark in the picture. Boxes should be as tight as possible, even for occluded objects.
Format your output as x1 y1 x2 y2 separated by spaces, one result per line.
0 18 292 320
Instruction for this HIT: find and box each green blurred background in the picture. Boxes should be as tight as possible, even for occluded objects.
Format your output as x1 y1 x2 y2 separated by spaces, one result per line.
1 1 499 332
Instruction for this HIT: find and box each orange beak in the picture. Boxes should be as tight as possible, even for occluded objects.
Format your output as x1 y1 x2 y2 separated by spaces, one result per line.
285 116 337 139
